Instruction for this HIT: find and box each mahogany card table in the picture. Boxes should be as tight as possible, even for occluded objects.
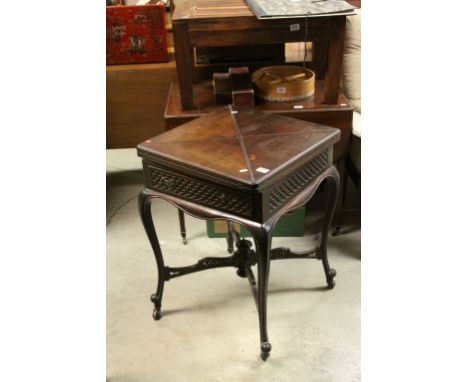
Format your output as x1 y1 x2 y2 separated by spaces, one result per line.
137 106 340 360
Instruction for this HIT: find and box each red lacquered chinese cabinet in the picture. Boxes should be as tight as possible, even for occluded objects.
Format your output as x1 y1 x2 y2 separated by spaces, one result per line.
106 4 169 65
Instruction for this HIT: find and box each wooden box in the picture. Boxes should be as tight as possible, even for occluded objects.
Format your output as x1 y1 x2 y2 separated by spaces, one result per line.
106 4 169 65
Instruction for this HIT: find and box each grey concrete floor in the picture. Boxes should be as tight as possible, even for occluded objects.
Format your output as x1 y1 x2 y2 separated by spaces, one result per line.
107 149 361 382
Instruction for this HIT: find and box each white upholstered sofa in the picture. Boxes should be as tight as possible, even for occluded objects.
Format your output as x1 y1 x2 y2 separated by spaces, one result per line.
341 10 361 189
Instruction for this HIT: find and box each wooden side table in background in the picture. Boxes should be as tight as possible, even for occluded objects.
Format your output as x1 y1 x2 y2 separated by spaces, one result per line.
172 0 347 110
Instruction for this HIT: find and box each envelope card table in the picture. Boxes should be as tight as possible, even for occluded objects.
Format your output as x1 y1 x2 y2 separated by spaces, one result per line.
137 105 340 360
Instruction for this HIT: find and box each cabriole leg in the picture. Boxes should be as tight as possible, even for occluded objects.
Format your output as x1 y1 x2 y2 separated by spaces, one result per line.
138 188 166 320
320 168 340 289
251 225 273 361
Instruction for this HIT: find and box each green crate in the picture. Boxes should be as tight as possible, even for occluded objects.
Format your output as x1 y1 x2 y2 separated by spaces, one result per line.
206 207 305 238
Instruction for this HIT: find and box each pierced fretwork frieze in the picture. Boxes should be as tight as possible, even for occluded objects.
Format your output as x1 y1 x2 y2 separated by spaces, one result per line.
268 150 329 213
148 167 253 217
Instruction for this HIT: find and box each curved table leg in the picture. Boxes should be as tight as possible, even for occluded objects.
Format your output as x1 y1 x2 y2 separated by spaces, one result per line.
226 221 234 254
178 210 188 245
320 168 340 289
332 159 348 236
138 188 166 320
249 223 274 361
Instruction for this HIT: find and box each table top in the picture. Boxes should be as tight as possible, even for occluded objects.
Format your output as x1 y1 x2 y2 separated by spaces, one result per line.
138 106 340 188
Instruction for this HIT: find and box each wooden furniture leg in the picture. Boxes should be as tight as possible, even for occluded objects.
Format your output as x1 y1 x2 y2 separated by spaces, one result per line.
178 209 188 244
227 221 234 254
332 158 347 236
138 189 166 321
324 17 346 104
172 20 194 110
346 155 361 190
250 224 274 361
311 40 328 80
320 168 340 287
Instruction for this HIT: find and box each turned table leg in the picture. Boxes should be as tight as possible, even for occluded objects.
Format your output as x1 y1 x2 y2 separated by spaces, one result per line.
138 188 166 320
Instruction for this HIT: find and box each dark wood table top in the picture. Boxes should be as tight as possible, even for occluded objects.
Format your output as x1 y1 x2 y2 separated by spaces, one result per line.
138 106 340 189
